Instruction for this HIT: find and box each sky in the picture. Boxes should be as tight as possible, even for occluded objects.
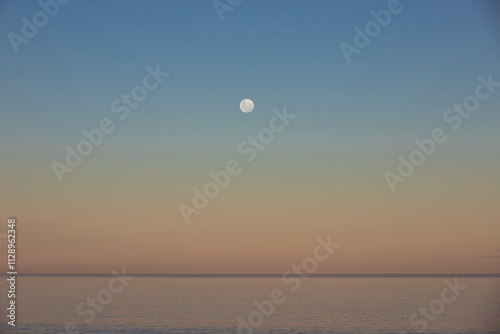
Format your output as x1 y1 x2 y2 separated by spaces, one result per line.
0 0 499 274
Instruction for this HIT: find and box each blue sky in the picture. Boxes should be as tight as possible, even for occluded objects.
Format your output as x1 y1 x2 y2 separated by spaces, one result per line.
0 0 499 178
1 1 499 142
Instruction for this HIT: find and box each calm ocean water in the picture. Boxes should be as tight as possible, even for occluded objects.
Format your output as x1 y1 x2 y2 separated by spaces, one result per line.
1 277 499 334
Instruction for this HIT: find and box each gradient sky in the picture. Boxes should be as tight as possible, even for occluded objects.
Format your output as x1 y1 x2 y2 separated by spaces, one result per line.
1 0 499 273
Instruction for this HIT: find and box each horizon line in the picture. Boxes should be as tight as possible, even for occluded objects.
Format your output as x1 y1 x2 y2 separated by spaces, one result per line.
2 273 500 278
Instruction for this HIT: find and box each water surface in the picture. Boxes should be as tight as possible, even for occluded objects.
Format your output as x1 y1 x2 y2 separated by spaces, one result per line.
2 277 499 333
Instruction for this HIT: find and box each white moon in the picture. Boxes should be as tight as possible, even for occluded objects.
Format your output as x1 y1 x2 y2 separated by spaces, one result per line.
240 99 254 113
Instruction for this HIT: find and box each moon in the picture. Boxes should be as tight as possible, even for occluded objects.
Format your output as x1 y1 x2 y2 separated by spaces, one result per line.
240 99 254 113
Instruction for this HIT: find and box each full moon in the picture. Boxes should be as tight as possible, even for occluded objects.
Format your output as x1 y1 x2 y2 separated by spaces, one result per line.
240 99 254 113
